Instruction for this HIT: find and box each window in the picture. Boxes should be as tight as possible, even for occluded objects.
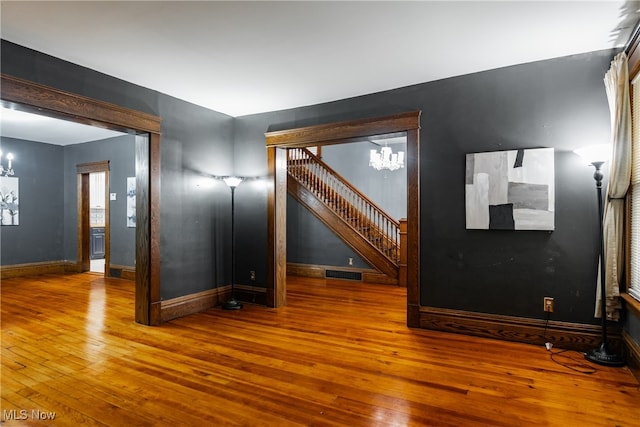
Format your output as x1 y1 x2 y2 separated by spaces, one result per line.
629 76 640 301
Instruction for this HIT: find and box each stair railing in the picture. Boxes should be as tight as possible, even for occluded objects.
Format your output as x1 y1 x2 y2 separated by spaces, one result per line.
287 147 400 263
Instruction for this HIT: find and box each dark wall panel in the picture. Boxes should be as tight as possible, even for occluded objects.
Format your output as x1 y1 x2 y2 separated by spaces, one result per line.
626 311 640 347
287 194 369 269
107 136 136 267
156 94 234 300
0 137 64 264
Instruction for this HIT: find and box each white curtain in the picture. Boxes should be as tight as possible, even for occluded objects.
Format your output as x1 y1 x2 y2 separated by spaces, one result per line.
597 52 632 321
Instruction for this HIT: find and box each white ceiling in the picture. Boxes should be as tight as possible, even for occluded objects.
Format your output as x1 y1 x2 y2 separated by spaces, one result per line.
1 1 639 143
0 107 127 145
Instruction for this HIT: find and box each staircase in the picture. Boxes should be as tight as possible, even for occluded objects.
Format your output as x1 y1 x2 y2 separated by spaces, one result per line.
287 148 401 281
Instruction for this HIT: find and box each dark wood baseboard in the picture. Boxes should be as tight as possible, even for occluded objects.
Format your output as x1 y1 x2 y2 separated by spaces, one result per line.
235 284 268 306
623 330 640 382
287 262 398 285
107 264 135 281
0 260 79 278
0 261 136 280
419 306 622 352
160 287 225 322
160 284 268 322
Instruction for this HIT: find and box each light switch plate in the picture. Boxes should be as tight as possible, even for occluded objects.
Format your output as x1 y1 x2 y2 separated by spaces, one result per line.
110 193 117 201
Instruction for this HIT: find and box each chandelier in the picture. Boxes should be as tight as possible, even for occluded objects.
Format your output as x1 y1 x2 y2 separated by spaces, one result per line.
369 146 404 171
0 150 14 176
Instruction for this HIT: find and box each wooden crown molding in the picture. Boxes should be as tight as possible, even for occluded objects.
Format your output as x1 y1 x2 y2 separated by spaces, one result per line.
1 74 161 134
265 111 421 147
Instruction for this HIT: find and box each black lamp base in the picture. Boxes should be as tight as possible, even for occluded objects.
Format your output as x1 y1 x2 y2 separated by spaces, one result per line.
584 343 625 367
222 298 243 310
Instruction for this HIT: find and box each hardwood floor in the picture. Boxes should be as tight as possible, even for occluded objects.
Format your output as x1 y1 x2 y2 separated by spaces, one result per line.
2 273 639 426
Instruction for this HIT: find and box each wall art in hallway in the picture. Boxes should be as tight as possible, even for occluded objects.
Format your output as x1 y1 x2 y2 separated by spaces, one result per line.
0 176 19 226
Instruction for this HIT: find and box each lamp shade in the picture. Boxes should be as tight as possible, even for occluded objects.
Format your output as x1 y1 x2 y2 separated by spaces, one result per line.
223 176 243 188
574 144 611 165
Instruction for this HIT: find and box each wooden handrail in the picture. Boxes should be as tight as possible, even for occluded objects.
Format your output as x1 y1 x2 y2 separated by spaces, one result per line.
290 148 400 228
288 148 401 264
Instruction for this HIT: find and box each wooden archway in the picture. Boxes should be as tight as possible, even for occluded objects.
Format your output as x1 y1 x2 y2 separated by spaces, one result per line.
265 111 421 326
1 74 162 325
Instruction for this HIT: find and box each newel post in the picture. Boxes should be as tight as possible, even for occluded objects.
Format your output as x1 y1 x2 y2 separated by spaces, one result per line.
399 218 408 288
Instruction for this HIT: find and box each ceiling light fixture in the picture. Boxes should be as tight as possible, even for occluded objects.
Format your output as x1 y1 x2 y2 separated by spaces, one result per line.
369 146 404 171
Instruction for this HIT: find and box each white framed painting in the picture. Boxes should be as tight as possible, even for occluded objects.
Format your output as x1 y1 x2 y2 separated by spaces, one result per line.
0 176 19 226
127 176 136 227
465 147 554 231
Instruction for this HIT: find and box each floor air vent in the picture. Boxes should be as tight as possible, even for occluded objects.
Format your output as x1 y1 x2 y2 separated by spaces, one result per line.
325 270 362 281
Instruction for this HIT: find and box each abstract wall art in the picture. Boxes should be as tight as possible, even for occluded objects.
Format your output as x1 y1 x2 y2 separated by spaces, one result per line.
0 176 19 226
465 148 554 231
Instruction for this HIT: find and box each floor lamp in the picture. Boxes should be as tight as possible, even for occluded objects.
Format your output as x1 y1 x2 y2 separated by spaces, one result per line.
222 176 243 310
575 145 624 367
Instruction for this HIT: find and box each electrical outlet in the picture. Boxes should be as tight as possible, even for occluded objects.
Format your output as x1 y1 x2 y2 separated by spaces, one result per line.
543 297 554 313
250 270 256 281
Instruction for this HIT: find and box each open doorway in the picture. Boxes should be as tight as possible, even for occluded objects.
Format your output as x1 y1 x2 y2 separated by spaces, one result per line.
265 111 422 327
286 135 407 281
89 171 107 273
76 161 110 276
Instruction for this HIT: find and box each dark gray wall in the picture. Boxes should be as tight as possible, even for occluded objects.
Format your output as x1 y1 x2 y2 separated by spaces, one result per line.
233 49 616 327
63 134 136 266
0 137 64 264
625 311 640 349
2 40 235 300
287 194 369 269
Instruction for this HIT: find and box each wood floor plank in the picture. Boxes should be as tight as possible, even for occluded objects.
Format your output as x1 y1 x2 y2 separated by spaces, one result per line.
2 273 639 426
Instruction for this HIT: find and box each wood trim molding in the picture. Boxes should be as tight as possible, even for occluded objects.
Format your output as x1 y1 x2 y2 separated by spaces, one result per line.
235 284 268 306
78 173 91 272
265 111 421 147
0 261 70 279
419 306 622 352
626 21 640 80
266 146 288 308
405 128 420 327
160 287 225 322
1 74 161 134
160 284 268 321
77 160 110 174
621 292 640 318
1 74 162 326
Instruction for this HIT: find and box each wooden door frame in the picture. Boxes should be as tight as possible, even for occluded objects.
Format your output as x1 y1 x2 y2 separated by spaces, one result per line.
77 161 110 275
265 111 422 326
1 74 162 325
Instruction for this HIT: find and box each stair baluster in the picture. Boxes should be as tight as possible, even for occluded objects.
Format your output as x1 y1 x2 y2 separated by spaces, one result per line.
287 148 400 266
